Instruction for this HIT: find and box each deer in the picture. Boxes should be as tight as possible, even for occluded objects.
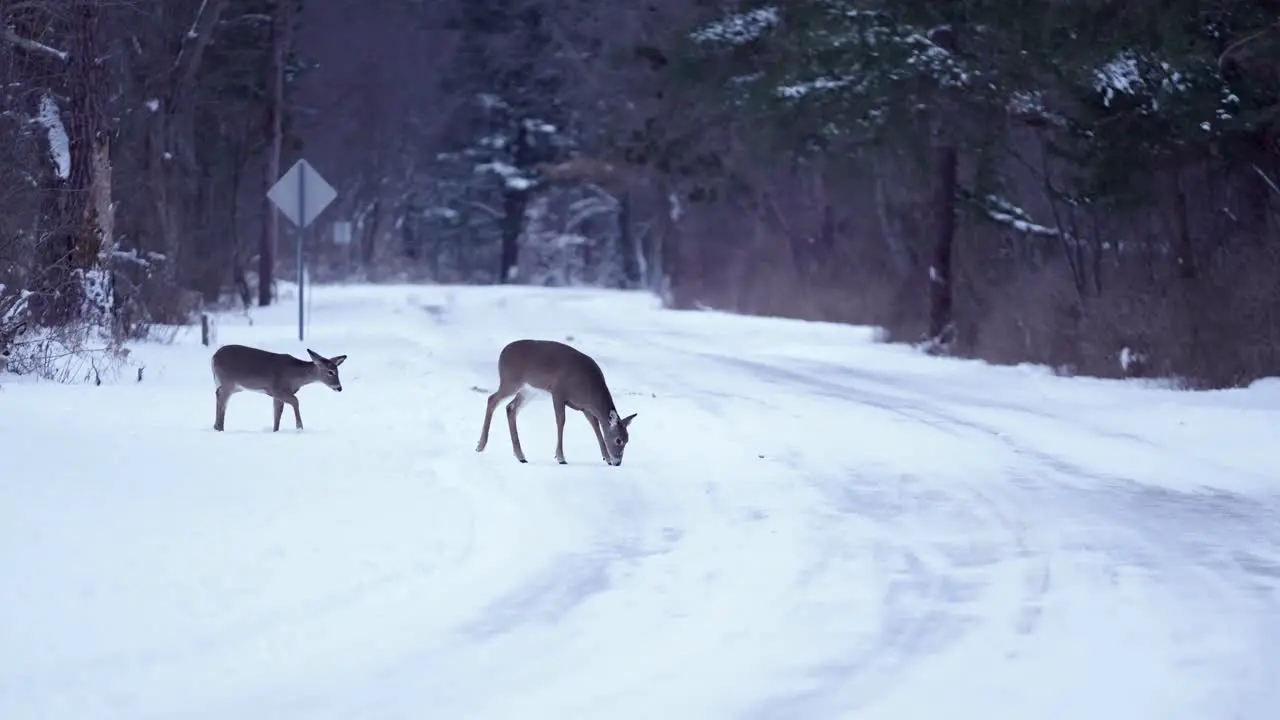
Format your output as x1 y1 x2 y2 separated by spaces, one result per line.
0 320 26 374
211 344 347 432
475 339 637 466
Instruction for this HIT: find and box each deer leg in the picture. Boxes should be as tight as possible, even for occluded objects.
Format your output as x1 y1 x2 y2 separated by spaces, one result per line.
552 394 569 465
586 412 608 462
284 394 303 430
272 398 284 432
477 383 518 452
505 390 529 463
214 386 230 431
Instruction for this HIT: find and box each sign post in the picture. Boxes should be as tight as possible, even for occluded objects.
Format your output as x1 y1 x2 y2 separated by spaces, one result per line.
267 159 337 341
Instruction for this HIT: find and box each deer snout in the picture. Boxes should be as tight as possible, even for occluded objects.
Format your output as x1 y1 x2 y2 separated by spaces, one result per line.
332 383 343 392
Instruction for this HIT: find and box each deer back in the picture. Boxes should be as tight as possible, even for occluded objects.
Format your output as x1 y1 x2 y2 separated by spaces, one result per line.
212 344 316 395
499 339 616 414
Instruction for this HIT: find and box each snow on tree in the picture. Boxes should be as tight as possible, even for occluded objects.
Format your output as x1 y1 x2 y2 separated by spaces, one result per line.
34 93 70 180
517 186 623 287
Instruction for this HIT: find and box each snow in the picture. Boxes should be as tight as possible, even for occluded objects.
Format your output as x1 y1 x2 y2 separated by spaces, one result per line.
1094 53 1144 106
184 0 207 41
983 195 1060 238
35 92 70 180
777 76 858 99
1119 346 1147 375
110 249 166 267
2 283 1279 720
690 7 780 45
475 160 535 191
1092 52 1192 110
522 118 558 135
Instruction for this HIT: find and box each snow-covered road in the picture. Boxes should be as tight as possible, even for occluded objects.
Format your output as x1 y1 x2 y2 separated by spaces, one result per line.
2 284 1278 719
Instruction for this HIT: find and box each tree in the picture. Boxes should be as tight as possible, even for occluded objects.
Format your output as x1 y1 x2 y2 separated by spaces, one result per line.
436 0 576 283
259 0 295 306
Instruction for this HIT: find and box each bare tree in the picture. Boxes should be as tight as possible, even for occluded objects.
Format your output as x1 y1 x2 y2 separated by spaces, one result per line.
258 0 294 306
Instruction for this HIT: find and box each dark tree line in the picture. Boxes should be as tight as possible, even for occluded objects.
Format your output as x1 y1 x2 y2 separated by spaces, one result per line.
673 1 1280 387
2 0 1278 388
2 0 301 377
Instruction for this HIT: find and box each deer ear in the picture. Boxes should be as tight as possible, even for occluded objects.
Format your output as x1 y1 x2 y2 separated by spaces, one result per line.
608 409 619 427
621 413 636 428
330 354 347 366
306 349 323 363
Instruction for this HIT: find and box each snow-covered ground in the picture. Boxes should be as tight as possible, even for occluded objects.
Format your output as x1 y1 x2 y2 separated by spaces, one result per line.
2 283 1278 720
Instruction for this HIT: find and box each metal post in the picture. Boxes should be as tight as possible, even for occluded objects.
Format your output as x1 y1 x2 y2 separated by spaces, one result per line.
297 164 306 341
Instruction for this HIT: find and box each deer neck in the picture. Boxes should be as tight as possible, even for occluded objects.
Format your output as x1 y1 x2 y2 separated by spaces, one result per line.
284 362 318 394
589 394 619 425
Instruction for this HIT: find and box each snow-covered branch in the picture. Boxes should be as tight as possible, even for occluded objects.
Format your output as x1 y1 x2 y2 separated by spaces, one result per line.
110 249 166 268
475 161 536 191
982 196 1059 238
690 7 779 45
1 24 67 61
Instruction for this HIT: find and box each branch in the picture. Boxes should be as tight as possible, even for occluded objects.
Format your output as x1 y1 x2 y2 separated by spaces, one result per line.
537 157 630 188
170 0 229 99
1218 20 1280 72
1253 164 1280 198
1 24 67 61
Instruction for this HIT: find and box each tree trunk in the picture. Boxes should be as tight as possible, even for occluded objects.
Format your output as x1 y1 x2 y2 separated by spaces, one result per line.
498 125 532 283
259 0 294 306
654 178 681 306
148 0 227 310
360 199 381 271
230 143 252 309
1172 172 1196 280
31 0 111 327
873 164 914 276
499 189 528 283
927 143 958 347
618 189 640 287
925 25 959 350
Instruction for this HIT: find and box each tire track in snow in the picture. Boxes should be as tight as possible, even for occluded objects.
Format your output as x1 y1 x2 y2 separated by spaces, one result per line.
386 288 1279 717
577 334 1022 716
453 474 684 642
673 344 1279 718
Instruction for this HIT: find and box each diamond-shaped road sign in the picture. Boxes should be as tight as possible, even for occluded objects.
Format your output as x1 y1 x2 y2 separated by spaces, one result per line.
266 158 338 342
267 159 336 228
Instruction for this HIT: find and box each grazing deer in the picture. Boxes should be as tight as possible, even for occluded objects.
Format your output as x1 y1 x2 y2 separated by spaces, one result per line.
475 339 637 466
211 344 347 432
0 320 26 374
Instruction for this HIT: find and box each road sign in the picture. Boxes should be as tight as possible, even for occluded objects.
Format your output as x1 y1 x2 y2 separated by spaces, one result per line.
333 220 352 246
266 159 337 341
267 159 336 228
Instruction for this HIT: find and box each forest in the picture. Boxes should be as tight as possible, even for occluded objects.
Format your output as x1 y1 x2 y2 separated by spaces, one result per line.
1 0 1278 388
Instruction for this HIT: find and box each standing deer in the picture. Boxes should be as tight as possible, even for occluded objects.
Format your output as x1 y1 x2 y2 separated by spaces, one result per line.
475 339 637 466
0 320 26 374
211 344 347 432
